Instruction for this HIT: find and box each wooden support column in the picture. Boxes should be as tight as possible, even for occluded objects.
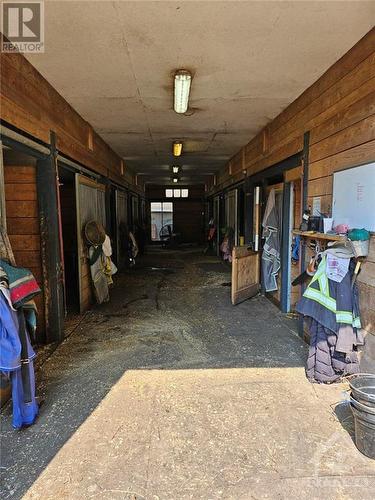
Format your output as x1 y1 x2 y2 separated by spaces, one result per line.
259 178 268 296
298 131 310 337
280 182 292 313
36 132 64 342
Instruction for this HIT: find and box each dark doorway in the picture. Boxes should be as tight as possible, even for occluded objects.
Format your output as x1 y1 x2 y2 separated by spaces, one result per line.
58 166 80 314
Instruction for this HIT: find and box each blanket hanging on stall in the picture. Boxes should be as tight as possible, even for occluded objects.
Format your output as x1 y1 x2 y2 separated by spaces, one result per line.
0 291 39 429
89 246 109 304
261 189 281 292
0 260 41 309
0 289 21 372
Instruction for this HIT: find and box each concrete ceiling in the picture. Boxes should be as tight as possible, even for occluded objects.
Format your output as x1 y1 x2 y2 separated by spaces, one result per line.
27 1 374 185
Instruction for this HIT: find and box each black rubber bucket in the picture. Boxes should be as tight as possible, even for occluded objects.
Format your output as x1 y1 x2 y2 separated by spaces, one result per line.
349 373 375 408
350 397 375 459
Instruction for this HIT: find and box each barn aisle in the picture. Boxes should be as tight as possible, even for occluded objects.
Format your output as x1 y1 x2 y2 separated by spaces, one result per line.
1 249 374 499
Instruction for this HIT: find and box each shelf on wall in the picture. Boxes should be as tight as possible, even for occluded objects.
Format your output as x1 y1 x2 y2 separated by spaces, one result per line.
292 230 347 242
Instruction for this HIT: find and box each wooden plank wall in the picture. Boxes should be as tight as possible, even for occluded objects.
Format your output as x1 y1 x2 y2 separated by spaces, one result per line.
80 258 93 312
358 238 375 335
0 49 142 325
4 164 46 340
290 180 302 308
0 51 140 193
174 200 205 244
146 185 206 244
212 27 375 334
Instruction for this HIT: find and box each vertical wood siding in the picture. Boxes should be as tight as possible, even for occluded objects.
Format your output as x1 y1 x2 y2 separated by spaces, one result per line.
213 28 375 334
4 165 46 339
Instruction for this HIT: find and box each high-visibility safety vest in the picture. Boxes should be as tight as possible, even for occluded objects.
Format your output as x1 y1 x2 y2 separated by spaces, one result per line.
303 255 361 328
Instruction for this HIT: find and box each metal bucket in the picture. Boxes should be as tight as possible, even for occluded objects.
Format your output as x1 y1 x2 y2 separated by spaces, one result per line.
350 402 375 459
349 373 375 408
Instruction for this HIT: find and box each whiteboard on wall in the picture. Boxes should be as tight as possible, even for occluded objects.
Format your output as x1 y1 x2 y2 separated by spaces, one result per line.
332 162 375 232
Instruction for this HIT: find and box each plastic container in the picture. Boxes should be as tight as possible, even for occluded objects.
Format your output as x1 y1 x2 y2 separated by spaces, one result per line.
350 402 375 459
348 228 370 241
349 373 375 407
323 218 333 233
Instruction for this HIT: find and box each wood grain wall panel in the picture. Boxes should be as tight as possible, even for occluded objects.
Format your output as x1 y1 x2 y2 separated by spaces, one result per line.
6 217 40 235
270 53 375 148
243 136 263 169
309 140 375 180
4 166 36 183
81 275 93 311
307 176 333 197
0 51 136 186
8 234 41 251
249 136 303 176
358 262 375 287
309 91 375 146
211 28 375 334
4 164 46 337
359 284 375 334
284 166 302 182
5 183 37 201
366 236 375 263
309 115 375 163
1 97 50 143
268 29 375 135
5 200 38 218
12 250 41 268
213 29 375 191
229 151 244 175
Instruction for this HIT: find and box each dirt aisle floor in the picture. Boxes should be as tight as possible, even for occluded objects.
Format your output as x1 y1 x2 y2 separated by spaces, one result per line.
1 249 375 499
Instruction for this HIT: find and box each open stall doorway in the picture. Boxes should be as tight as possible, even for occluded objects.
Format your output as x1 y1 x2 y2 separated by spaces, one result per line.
150 202 173 242
58 166 80 314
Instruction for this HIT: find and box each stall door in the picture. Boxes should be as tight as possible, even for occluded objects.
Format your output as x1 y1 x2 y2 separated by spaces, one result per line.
115 190 128 269
213 196 220 255
131 195 139 226
76 174 106 312
225 189 238 245
263 184 284 305
231 247 260 305
231 185 261 305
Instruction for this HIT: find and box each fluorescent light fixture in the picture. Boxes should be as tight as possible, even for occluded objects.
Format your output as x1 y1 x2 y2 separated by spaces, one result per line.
174 70 191 113
173 141 182 157
172 166 179 174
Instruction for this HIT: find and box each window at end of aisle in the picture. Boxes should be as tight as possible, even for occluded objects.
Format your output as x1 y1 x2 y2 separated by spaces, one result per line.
165 188 189 198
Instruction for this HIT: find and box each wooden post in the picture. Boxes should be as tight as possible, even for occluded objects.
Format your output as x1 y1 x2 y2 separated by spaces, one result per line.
36 132 65 343
298 131 310 338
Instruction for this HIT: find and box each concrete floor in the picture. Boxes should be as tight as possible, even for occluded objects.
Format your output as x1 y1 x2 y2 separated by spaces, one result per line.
1 249 375 499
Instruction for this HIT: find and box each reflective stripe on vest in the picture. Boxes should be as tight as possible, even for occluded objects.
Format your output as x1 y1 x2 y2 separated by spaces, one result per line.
336 310 354 324
353 316 362 329
303 256 337 312
303 255 359 327
304 287 337 311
